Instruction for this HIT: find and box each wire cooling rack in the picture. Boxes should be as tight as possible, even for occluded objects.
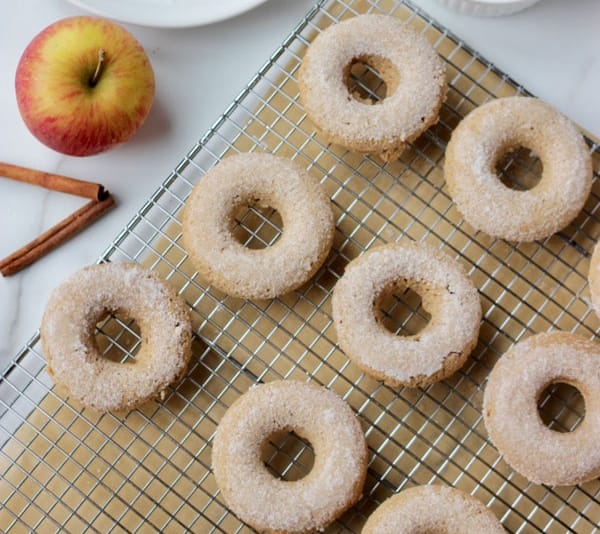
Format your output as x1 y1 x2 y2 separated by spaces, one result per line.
1 0 599 532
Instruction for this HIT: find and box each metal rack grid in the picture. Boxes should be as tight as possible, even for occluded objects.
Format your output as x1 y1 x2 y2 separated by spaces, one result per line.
1 0 599 531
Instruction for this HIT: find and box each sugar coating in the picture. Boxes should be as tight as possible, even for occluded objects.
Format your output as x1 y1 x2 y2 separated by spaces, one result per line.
362 485 505 533
181 153 335 300
444 96 592 242
587 241 600 319
483 332 600 486
298 14 447 162
40 263 193 412
211 380 368 533
332 242 481 387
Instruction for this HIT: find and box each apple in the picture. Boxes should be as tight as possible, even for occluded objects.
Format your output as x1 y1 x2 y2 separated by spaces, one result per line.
15 16 155 157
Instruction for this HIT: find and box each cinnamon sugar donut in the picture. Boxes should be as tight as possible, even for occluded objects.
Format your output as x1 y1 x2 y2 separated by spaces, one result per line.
483 332 600 486
445 97 592 242
363 485 505 533
298 14 447 162
587 241 600 318
211 380 368 533
332 242 481 387
40 263 192 412
182 153 334 299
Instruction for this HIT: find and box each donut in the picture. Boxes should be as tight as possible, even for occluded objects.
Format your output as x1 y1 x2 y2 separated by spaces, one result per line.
40 263 192 412
298 14 447 162
587 241 600 318
211 380 368 533
444 96 592 242
332 242 481 387
362 485 505 533
483 332 600 486
182 153 335 299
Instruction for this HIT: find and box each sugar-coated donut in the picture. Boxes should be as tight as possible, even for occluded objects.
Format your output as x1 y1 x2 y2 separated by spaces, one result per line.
587 241 600 319
445 97 592 242
363 485 505 533
298 14 447 162
332 242 481 387
40 263 192 412
483 332 600 486
211 380 368 533
182 153 334 300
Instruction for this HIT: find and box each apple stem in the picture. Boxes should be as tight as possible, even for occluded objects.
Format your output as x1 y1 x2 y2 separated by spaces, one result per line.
89 49 106 87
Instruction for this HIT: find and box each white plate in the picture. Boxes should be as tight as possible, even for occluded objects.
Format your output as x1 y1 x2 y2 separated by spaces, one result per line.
66 0 269 28
435 0 541 16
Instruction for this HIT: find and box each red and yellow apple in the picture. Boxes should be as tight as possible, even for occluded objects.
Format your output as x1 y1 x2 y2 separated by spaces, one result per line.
15 16 155 157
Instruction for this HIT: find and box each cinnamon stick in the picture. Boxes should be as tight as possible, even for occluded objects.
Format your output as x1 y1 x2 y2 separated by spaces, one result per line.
0 194 115 277
0 162 107 201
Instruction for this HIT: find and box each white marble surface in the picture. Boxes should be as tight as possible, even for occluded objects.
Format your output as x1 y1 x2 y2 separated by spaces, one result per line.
1 0 599 370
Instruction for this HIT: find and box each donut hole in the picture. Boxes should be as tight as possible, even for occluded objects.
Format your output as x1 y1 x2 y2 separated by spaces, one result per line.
376 285 432 337
538 382 586 433
495 145 543 191
345 55 398 104
95 311 141 363
231 204 283 250
262 430 315 482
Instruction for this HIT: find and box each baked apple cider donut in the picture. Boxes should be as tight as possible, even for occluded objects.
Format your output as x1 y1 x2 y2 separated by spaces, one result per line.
362 485 505 533
211 380 368 533
332 241 481 387
298 14 447 162
483 332 600 486
445 97 592 242
40 263 192 412
182 153 334 300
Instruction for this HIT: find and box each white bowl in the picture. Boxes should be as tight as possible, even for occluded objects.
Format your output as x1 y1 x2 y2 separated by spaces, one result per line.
435 0 542 16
